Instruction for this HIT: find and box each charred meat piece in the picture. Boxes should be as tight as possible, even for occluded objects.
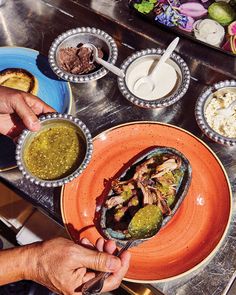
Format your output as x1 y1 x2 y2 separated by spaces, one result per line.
105 182 135 209
105 195 125 209
111 180 135 194
133 157 155 181
58 44 104 75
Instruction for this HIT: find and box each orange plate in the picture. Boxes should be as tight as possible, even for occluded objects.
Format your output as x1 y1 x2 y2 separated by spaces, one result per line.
61 122 232 282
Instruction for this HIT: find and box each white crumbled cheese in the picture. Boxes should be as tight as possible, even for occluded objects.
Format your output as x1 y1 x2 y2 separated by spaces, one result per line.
204 91 236 138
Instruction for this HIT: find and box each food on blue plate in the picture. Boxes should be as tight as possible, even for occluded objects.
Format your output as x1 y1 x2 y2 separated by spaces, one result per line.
100 147 192 242
58 44 103 75
23 123 86 180
0 68 38 95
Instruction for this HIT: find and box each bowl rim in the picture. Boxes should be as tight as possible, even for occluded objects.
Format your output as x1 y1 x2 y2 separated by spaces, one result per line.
117 48 190 109
195 80 236 146
48 27 118 83
15 113 93 187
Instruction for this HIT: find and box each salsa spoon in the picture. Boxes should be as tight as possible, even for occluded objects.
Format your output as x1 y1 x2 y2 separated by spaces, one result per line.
82 205 164 295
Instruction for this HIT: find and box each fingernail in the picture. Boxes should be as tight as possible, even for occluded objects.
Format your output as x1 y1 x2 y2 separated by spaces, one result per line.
106 257 119 271
30 120 40 131
81 238 90 245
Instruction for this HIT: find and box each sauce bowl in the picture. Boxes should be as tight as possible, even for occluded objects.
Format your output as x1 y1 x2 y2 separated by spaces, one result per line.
48 27 118 83
195 80 236 146
118 48 190 108
16 113 93 187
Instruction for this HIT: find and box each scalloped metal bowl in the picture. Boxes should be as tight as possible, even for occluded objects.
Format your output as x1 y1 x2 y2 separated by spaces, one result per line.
48 27 118 83
195 80 236 146
16 113 93 187
117 48 190 108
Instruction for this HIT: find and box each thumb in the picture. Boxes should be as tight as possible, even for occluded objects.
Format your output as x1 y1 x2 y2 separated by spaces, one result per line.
79 248 121 272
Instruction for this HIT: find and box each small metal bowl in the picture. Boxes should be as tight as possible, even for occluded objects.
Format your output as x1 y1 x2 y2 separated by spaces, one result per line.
48 27 118 83
16 113 93 187
195 80 236 146
117 48 190 108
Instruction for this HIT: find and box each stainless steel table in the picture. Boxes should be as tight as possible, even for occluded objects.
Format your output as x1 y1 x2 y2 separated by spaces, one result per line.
0 1 235 294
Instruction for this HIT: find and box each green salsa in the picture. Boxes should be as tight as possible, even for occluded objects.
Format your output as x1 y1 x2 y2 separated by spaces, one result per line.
24 124 86 180
128 204 163 239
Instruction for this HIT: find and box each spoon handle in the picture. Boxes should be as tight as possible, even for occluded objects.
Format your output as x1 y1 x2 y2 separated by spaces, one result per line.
82 240 133 295
229 99 236 109
150 37 179 78
96 57 125 78
217 99 236 116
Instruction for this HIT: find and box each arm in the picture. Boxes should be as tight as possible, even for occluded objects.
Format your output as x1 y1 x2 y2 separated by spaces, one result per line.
0 243 32 285
0 86 130 294
0 237 130 294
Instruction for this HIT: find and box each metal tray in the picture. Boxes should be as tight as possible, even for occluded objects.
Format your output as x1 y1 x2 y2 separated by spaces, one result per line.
129 0 236 57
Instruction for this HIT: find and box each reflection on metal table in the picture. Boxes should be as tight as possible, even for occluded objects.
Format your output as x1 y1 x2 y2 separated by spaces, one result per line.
0 0 235 295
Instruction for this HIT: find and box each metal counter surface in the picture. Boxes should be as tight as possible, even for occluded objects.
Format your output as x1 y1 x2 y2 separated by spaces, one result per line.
0 1 235 295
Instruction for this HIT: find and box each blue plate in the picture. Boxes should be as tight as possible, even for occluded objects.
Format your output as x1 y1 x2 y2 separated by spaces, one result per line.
0 47 72 113
0 47 73 171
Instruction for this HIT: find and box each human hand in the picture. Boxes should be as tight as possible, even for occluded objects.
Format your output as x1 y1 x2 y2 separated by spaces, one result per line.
80 237 131 294
26 237 130 294
0 86 54 138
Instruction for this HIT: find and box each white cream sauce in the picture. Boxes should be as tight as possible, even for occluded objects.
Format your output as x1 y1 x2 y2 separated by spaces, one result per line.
126 58 178 101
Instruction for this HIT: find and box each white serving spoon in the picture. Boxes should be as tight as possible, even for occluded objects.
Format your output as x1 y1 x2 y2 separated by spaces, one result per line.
82 43 125 78
133 37 179 92
216 99 236 117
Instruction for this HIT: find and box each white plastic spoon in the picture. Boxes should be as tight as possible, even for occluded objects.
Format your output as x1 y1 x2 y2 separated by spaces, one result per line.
133 37 179 92
82 43 125 78
216 100 236 117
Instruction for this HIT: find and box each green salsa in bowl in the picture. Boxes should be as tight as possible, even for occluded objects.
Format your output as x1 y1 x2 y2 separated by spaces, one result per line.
16 113 93 187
